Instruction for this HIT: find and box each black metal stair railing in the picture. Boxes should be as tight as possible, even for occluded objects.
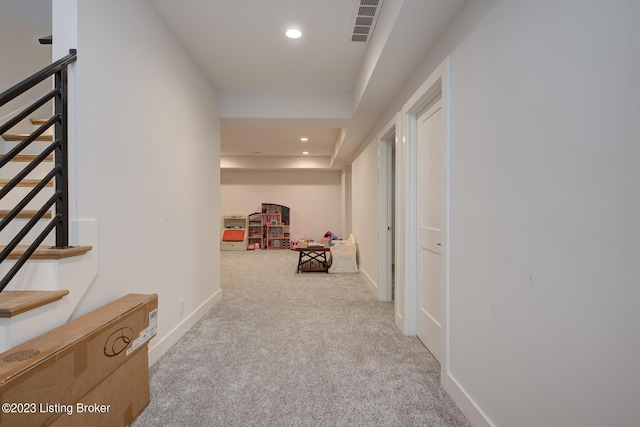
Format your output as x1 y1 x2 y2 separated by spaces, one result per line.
0 49 77 292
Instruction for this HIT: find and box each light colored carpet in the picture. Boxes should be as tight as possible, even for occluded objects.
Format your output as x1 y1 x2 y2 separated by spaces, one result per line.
133 250 469 426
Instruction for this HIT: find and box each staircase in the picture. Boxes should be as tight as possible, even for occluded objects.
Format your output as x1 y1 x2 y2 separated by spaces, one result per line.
0 119 96 351
0 118 95 351
0 50 97 352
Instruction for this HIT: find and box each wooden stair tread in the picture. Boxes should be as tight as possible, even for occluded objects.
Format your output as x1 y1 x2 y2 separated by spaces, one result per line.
0 179 53 187
0 290 69 318
0 210 53 219
0 154 53 162
29 119 47 125
1 134 53 142
0 245 92 260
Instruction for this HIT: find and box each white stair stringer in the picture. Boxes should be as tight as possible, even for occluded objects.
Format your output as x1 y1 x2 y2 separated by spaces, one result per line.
0 219 98 352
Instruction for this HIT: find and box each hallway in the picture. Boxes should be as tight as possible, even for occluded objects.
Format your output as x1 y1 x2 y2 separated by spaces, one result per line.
134 250 468 426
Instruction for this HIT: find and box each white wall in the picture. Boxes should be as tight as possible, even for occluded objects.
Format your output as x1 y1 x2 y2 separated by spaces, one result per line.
0 0 52 131
352 0 640 425
221 170 342 241
351 141 380 292
446 2 640 425
54 0 221 364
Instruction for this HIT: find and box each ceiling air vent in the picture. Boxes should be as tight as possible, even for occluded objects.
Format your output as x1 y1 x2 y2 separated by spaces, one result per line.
350 0 384 43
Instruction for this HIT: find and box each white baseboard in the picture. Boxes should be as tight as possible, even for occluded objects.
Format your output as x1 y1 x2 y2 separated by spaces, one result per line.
395 311 405 334
359 267 379 297
444 371 494 427
147 289 223 366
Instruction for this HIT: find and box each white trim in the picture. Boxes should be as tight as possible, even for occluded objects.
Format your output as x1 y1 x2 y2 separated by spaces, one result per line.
147 288 223 366
443 57 453 380
395 111 406 332
359 266 379 297
379 140 390 301
378 114 398 303
443 373 494 427
398 56 491 421
399 56 450 367
343 165 353 237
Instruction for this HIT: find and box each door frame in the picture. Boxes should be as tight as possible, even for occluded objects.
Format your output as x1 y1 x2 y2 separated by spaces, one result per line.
397 56 451 380
378 115 399 302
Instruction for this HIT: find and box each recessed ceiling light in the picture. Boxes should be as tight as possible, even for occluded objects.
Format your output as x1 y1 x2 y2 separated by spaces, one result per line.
302 151 309 155
300 137 308 142
286 28 302 39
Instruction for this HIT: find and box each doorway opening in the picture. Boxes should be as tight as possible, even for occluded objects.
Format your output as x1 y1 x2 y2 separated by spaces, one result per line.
380 123 396 303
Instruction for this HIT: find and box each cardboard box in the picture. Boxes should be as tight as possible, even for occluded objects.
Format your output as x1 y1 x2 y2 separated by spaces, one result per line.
50 347 150 427
0 294 158 427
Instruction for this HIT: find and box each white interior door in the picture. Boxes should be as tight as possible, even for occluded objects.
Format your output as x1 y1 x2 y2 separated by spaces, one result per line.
416 98 444 362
